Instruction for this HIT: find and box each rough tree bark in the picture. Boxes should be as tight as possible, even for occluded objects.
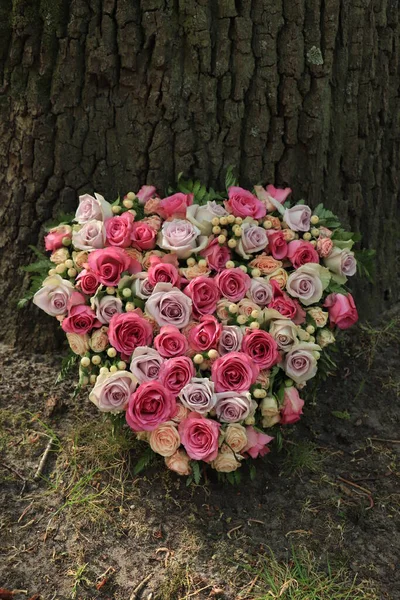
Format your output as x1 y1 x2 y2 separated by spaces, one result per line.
0 0 399 350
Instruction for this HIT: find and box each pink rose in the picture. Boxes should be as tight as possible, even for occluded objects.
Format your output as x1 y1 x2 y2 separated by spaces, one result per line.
324 293 358 329
45 225 71 251
236 224 269 259
88 247 141 287
131 221 157 251
108 312 153 360
225 186 266 220
145 283 192 329
154 326 189 358
159 356 195 396
72 220 106 251
218 325 243 355
184 277 220 318
136 185 157 204
126 381 176 431
188 315 222 352
215 391 254 423
216 267 251 302
211 352 259 393
316 237 333 258
157 192 193 219
33 274 74 317
244 426 274 458
76 269 99 295
61 298 100 335
287 240 319 268
148 258 180 288
284 205 312 232
75 193 112 223
130 347 164 382
267 230 288 260
105 211 135 247
179 413 220 462
268 281 306 325
89 370 137 413
200 238 231 272
280 387 304 425
254 184 292 212
242 330 280 370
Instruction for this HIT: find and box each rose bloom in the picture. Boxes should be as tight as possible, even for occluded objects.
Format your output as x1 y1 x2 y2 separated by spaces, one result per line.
266 230 288 260
130 346 164 383
244 426 274 458
73 250 89 270
237 298 260 317
280 387 304 425
212 451 241 473
200 238 231 272
216 267 251 302
256 369 270 388
254 184 292 212
142 250 165 270
133 273 154 299
218 325 243 355
287 263 330 306
267 268 288 289
324 293 358 329
236 223 269 259
136 185 157 204
158 219 208 259
188 315 222 352
145 283 193 329
157 192 193 219
287 240 319 268
317 327 336 348
215 299 231 323
283 342 320 384
149 421 181 457
316 237 333 258
165 449 192 476
91 295 123 324
131 221 157 251
247 278 273 307
144 197 161 215
180 263 211 280
108 312 153 360
66 332 90 355
260 396 281 427
324 247 357 281
126 381 176 431
225 186 266 219
269 319 299 351
248 254 283 275
282 228 296 242
76 269 99 295
171 402 190 423
215 391 254 423
284 205 312 232
268 281 306 325
89 326 109 352
142 215 162 232
45 225 72 251
33 274 74 317
211 352 259 393
224 423 248 452
89 370 137 413
50 247 70 265
159 356 195 396
88 247 141 286
75 192 112 223
72 220 106 251
105 211 134 247
179 378 217 414
154 325 189 358
179 413 220 462
242 329 280 369
184 276 220 318
186 203 219 235
306 307 328 328
61 300 100 335
148 259 180 288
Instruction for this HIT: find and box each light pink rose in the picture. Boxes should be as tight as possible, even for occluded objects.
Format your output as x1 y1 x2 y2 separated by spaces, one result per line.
165 449 192 475
287 240 319 268
131 221 157 251
75 193 113 223
244 426 274 458
324 293 358 329
133 273 154 299
179 378 217 414
266 230 288 260
188 315 222 352
145 283 192 329
158 219 208 259
159 356 195 396
268 281 306 325
218 326 243 355
200 238 232 272
283 342 320 384
242 330 280 370
89 326 109 352
76 269 99 295
33 274 74 317
130 347 164 383
154 326 189 358
216 267 251 302
178 413 220 462
72 220 106 251
186 202 228 235
284 205 312 232
105 211 135 247
126 381 176 431
148 258 180 287
225 186 266 220
87 247 141 287
236 223 269 259
254 184 292 212
286 264 329 306
269 319 298 352
149 421 181 457
211 352 259 393
323 247 357 280
184 276 220 318
45 225 72 251
108 312 153 360
91 294 123 325
215 391 255 423
280 387 304 425
247 278 273 307
157 192 193 219
89 370 137 413
136 185 157 204
316 237 333 258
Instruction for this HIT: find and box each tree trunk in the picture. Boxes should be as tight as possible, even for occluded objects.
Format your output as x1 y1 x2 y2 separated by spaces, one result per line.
0 0 399 350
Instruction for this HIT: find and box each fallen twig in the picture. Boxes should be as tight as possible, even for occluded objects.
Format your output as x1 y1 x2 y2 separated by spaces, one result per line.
227 525 242 539
18 501 34 523
0 461 25 481
129 574 152 600
34 438 54 480
96 566 115 590
179 584 213 599
369 438 400 444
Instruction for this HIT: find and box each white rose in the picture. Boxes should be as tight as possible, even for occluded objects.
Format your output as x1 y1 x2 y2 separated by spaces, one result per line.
75 193 113 223
72 220 106 251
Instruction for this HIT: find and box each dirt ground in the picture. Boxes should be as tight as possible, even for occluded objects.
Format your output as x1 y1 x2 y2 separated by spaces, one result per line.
1 308 399 600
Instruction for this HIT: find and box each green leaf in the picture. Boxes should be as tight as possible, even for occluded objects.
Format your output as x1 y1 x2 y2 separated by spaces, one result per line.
325 280 348 295
133 446 154 475
55 352 78 384
331 228 361 242
191 460 201 485
225 166 238 191
355 248 376 283
313 204 341 228
249 464 256 481
331 410 351 420
45 212 75 231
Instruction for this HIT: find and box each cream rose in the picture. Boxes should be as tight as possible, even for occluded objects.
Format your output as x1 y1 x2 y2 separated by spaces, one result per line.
50 248 70 265
286 264 330 306
224 423 248 453
165 449 192 475
89 326 109 352
212 450 242 473
267 268 288 289
260 396 281 427
149 421 181 457
306 307 329 328
66 332 90 355
317 328 336 348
